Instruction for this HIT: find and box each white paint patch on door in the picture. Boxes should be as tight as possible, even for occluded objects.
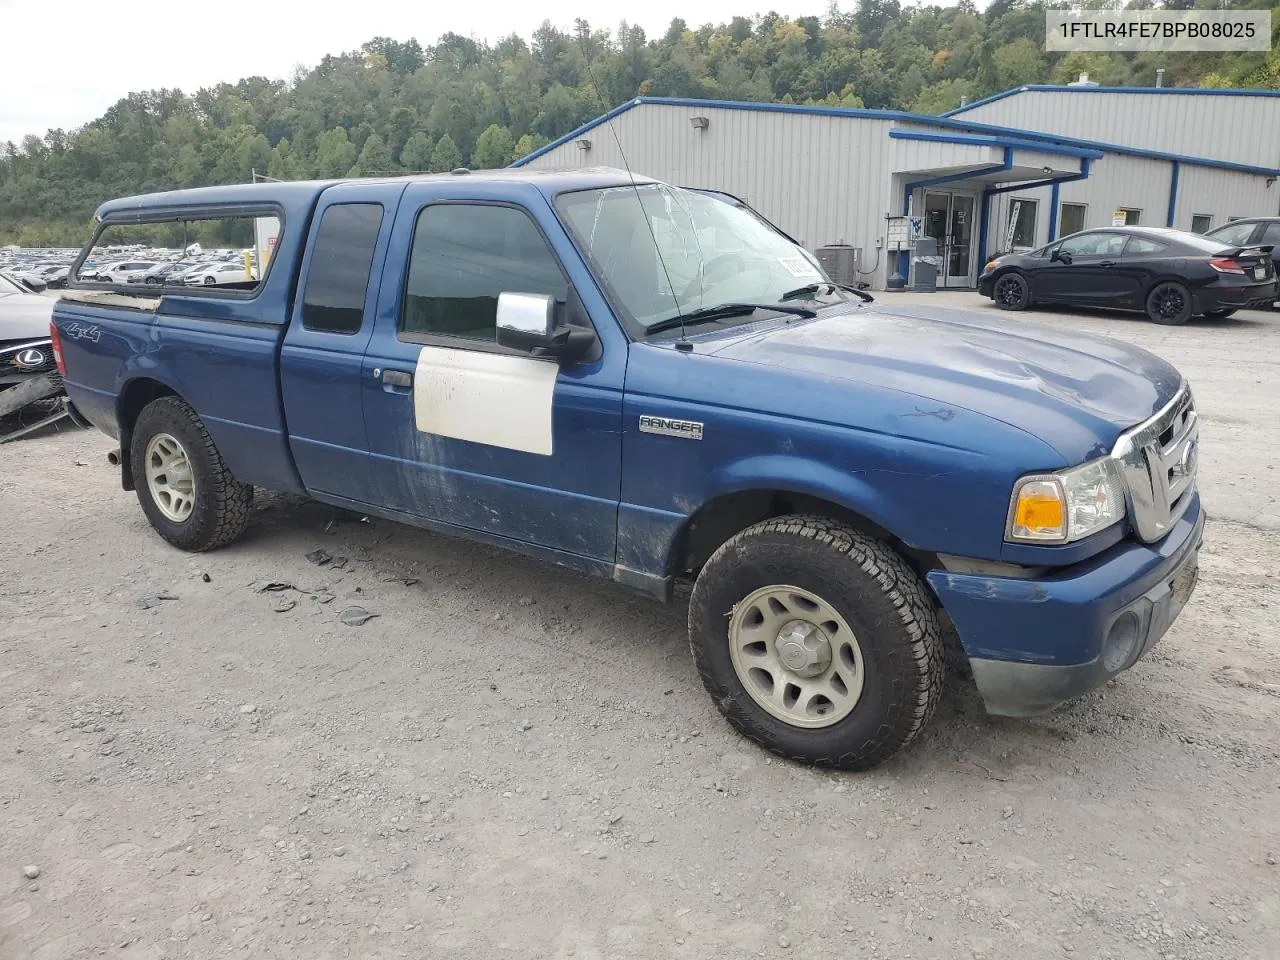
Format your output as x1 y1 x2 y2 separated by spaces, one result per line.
412 346 557 456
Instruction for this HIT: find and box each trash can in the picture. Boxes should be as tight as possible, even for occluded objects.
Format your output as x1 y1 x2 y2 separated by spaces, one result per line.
911 237 941 293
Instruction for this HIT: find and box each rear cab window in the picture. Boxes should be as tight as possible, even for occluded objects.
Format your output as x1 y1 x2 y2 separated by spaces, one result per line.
71 211 281 299
301 203 385 334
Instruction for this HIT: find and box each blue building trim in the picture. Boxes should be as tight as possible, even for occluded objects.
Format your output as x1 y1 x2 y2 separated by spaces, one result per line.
1167 161 1180 228
509 99 643 167
888 129 1103 159
511 96 1280 178
1048 181 1061 242
982 159 1091 257
945 84 1280 118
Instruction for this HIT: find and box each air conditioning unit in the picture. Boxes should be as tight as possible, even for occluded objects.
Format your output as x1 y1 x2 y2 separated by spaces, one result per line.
816 244 862 285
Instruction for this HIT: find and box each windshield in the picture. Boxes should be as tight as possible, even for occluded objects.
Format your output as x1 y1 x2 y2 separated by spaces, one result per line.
556 183 829 331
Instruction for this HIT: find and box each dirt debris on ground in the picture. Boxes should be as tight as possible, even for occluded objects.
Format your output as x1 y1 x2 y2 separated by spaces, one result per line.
0 295 1277 959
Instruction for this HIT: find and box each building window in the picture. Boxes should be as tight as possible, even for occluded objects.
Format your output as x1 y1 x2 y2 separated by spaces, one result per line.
1059 203 1087 237
1005 198 1038 249
1114 208 1141 226
1190 214 1213 234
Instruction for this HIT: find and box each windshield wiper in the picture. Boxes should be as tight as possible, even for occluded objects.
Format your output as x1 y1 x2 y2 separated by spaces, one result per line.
644 302 817 337
780 281 875 303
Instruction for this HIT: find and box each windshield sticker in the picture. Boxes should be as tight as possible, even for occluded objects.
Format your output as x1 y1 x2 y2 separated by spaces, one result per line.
777 256 823 280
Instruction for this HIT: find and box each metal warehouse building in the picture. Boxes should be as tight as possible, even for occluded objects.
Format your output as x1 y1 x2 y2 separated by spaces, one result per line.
512 86 1280 291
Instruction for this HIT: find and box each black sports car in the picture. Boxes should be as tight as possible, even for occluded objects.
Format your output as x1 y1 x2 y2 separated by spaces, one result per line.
978 226 1276 325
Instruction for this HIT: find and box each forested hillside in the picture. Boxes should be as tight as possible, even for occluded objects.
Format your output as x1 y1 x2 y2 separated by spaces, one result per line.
2 0 1278 244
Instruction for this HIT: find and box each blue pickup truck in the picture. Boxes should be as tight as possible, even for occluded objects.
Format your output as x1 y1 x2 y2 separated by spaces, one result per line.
51 168 1203 770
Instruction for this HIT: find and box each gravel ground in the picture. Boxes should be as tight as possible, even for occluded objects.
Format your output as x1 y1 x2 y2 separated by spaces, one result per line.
1 294 1278 960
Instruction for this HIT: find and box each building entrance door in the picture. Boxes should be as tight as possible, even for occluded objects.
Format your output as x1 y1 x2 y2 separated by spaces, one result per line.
922 191 977 287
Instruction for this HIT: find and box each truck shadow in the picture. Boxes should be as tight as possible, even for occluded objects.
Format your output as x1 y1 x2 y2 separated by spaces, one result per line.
235 489 1157 778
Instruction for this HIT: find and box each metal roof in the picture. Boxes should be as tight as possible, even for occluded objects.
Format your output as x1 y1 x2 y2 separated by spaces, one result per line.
946 84 1280 118
510 96 1280 177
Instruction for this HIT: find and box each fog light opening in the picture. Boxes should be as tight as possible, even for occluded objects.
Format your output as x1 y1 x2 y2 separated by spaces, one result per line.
1103 611 1143 673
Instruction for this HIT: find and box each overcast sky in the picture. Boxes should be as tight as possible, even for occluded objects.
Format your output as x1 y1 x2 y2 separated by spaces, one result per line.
1 0 842 145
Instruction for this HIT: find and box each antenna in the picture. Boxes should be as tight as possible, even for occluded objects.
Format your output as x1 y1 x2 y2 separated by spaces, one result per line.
573 30 692 349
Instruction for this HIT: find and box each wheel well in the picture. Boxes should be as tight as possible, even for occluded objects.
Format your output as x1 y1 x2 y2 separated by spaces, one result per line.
673 490 937 581
116 379 179 490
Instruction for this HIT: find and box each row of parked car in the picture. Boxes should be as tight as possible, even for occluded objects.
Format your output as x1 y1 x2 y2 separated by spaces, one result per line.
84 258 258 287
0 246 258 292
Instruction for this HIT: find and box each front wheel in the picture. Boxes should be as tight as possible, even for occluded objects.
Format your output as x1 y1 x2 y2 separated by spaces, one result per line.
202 275 216 286
992 272 1030 310
688 516 944 771
1145 281 1193 325
129 396 252 551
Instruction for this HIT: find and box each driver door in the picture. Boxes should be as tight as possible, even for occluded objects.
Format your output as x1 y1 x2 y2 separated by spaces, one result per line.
1033 231 1128 304
358 181 626 565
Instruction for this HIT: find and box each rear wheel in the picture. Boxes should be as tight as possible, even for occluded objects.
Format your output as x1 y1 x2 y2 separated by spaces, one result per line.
130 396 252 551
1203 308 1237 320
993 272 1030 311
688 516 944 771
1145 281 1193 325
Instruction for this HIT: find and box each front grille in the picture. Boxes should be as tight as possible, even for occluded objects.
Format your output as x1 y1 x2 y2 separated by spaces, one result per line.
1111 384 1198 543
1 338 56 375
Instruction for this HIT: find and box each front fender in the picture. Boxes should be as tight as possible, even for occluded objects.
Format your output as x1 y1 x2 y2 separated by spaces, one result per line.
615 451 940 584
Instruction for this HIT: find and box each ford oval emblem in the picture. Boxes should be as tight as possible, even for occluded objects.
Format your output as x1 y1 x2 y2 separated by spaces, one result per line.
14 348 46 369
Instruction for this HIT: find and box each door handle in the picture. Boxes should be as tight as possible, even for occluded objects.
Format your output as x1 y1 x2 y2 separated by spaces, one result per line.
1099 260 1117 267
381 369 413 388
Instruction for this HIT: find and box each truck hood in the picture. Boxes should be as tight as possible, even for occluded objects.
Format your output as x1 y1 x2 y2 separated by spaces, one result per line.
0 289 55 341
701 302 1184 463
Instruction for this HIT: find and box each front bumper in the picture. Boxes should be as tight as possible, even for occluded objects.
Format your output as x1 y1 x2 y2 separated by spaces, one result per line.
977 276 994 297
927 494 1204 717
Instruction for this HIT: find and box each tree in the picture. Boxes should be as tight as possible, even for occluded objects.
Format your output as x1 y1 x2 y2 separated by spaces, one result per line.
315 128 357 178
399 131 433 171
511 132 549 163
429 134 462 173
472 124 515 168
267 138 302 180
349 133 394 177
2 11 1272 243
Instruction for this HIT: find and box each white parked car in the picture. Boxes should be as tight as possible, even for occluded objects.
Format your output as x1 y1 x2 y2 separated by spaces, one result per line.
96 260 160 284
184 262 257 286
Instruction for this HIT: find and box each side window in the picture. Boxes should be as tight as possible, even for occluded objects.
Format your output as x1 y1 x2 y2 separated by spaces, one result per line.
1210 221 1257 246
400 204 567 343
1260 223 1280 246
1058 232 1107 258
1124 237 1167 255
301 203 385 335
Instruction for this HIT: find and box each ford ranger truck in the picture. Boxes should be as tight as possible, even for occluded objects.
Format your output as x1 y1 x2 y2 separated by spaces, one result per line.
50 170 1203 770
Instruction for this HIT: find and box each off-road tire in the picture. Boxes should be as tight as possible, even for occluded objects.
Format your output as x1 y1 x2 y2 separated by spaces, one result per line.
688 515 945 771
130 396 252 551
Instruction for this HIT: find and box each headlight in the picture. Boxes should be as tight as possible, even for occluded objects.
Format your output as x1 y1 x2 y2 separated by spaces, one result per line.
983 259 1001 271
1006 457 1126 544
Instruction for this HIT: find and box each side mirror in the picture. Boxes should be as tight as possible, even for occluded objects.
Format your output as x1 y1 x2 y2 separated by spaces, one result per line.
1052 248 1072 265
495 291 596 364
